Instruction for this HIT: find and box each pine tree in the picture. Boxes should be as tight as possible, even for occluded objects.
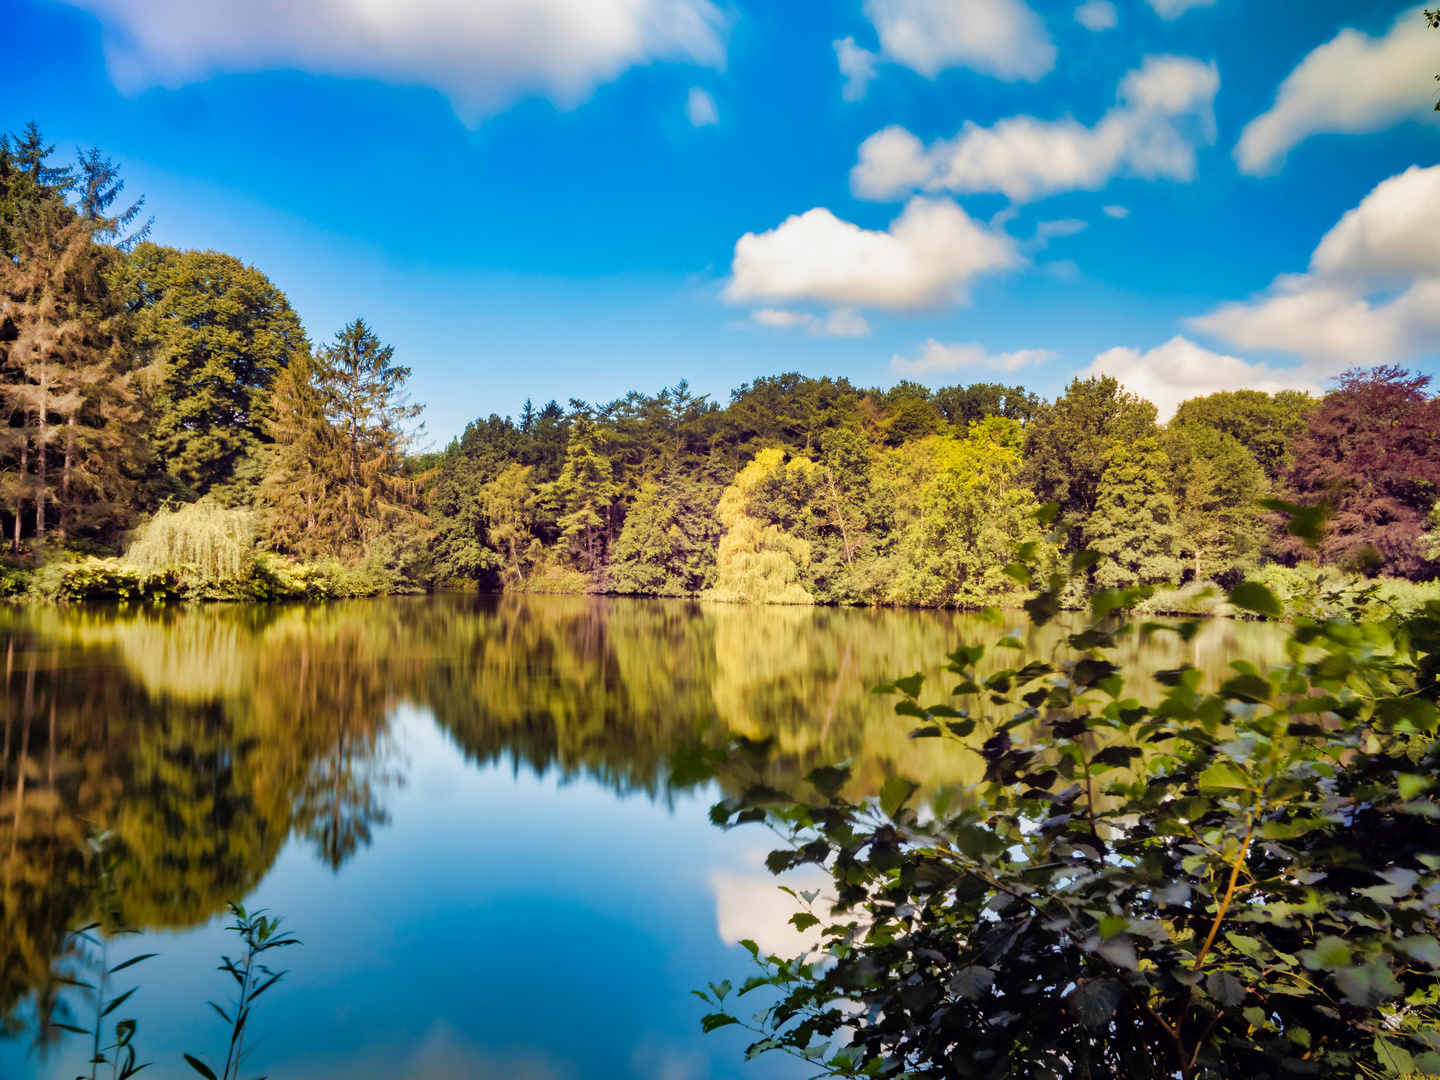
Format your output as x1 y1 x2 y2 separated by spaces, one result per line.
540 411 618 575
1086 437 1183 589
0 196 144 552
260 348 344 557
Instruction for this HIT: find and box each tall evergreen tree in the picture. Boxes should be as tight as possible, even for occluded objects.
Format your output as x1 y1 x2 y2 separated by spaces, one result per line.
260 347 343 557
540 411 618 575
1086 437 1183 589
125 244 304 502
0 196 145 550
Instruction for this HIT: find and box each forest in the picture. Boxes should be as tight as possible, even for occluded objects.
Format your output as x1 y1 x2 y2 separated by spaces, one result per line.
3 122 1438 609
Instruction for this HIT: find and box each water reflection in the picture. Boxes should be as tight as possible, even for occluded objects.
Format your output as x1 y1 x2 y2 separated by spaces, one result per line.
0 594 1288 1060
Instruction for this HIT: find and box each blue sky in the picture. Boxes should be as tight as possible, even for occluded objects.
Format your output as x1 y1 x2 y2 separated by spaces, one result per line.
6 0 1439 444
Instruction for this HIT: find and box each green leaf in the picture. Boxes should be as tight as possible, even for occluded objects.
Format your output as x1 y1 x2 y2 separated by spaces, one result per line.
1198 762 1253 792
1373 1036 1416 1076
1205 970 1246 1008
948 966 994 1000
184 1055 218 1080
701 1013 740 1033
790 912 820 932
894 673 925 698
109 954 157 974
805 764 851 798
879 777 919 818
1227 581 1283 619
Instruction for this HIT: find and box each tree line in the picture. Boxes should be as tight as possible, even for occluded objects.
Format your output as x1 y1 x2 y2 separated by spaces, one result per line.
3 122 1436 606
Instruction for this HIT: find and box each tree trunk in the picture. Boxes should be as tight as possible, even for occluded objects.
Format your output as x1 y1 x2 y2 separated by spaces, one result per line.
59 413 74 541
35 384 47 546
14 420 27 555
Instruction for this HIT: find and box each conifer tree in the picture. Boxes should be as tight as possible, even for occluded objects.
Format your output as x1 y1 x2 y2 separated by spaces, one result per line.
1086 437 1183 589
0 195 144 551
608 460 721 596
260 348 344 557
1164 423 1267 582
540 411 618 574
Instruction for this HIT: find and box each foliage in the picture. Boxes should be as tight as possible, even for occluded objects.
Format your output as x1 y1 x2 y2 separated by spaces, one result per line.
704 449 815 605
184 903 299 1080
1087 437 1185 589
123 244 304 504
541 411 620 575
1022 375 1157 527
692 534 1440 1080
1171 389 1314 481
1165 423 1270 584
125 500 256 587
1283 367 1440 580
609 462 721 596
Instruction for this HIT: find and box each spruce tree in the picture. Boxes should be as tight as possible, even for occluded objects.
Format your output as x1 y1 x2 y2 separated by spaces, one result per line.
260 347 344 557
0 195 144 551
1086 437 1183 589
540 412 618 575
317 318 427 551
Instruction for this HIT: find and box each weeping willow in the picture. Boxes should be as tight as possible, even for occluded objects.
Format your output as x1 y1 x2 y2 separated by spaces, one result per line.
124 499 257 584
702 449 814 605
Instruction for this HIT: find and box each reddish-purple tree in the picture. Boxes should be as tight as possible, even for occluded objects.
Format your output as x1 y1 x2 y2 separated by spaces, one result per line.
1283 366 1440 579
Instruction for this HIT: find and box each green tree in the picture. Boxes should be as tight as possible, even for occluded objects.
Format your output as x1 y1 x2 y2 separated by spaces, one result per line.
1087 437 1183 589
124 244 304 503
1164 422 1268 582
259 347 343 557
703 449 814 604
931 381 1039 429
541 411 619 575
1171 388 1313 480
315 319 427 552
1022 375 1157 528
609 461 721 596
890 417 1045 607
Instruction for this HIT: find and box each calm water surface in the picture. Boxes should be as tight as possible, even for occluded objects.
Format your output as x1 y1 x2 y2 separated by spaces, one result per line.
0 594 1288 1080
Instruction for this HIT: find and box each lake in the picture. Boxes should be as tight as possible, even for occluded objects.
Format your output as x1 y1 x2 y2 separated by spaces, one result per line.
0 594 1288 1080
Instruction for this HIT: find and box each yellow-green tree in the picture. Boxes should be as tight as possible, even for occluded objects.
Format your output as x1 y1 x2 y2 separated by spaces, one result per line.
703 449 814 604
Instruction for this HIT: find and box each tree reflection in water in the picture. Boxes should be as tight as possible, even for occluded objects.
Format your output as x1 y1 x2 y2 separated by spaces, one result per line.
0 593 1288 1046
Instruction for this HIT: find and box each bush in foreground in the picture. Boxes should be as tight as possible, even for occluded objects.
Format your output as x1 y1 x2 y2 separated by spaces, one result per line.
688 519 1440 1080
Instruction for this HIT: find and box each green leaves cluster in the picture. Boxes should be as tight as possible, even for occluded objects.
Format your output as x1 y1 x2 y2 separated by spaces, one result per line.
693 529 1440 1079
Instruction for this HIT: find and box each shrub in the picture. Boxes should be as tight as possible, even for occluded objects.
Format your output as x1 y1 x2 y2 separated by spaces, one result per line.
125 500 257 588
689 537 1440 1079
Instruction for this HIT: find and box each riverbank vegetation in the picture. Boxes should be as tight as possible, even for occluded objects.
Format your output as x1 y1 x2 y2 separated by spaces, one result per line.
5 124 1440 610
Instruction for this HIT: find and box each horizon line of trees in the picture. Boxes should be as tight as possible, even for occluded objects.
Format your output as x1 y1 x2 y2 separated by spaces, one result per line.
4 121 1436 608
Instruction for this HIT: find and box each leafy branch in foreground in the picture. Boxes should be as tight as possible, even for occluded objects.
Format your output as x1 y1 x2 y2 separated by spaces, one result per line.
689 509 1440 1079
184 903 300 1080
42 830 154 1080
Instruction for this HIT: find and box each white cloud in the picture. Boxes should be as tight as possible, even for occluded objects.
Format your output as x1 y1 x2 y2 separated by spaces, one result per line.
862 0 1055 82
1145 0 1216 19
712 860 832 959
726 197 1021 310
1074 0 1117 31
59 0 728 124
685 86 718 127
1235 6 1438 176
892 339 1055 375
1103 204 1130 218
852 55 1218 203
748 308 871 337
1191 165 1440 366
1083 337 1319 421
834 36 880 102
1033 218 1087 246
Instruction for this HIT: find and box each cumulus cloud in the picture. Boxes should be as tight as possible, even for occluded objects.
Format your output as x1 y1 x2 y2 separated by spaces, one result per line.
1190 165 1440 366
59 0 728 124
712 861 832 958
726 197 1020 310
892 340 1055 375
1235 6 1437 176
851 55 1218 203
1145 0 1216 19
1074 0 1117 31
834 36 881 102
1083 336 1318 421
1103 204 1130 218
685 86 718 127
862 0 1056 83
748 308 871 337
